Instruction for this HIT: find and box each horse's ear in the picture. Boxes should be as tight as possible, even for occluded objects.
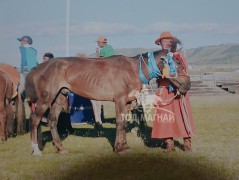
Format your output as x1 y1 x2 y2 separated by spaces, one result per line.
171 38 182 52
141 52 148 58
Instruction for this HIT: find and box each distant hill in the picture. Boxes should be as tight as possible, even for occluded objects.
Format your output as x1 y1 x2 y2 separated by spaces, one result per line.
186 44 239 65
94 43 239 65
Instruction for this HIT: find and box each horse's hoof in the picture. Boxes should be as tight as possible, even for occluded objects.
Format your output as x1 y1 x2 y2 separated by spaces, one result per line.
97 131 104 137
131 127 139 134
117 148 131 155
0 137 7 141
58 149 69 155
114 144 131 154
8 134 16 138
17 131 24 135
32 150 42 156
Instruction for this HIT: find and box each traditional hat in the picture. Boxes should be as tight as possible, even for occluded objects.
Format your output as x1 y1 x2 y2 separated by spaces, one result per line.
155 32 175 45
97 36 107 43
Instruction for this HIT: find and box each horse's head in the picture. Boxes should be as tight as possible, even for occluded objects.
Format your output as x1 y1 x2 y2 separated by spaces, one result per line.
152 39 191 94
168 55 191 94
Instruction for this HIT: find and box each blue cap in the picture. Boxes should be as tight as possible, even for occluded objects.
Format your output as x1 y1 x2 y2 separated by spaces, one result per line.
17 36 33 45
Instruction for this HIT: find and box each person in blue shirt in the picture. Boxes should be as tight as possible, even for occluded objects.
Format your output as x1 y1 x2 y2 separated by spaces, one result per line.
17 35 38 74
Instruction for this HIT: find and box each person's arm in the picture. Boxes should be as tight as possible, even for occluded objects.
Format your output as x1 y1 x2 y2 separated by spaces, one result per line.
167 52 191 94
96 48 100 58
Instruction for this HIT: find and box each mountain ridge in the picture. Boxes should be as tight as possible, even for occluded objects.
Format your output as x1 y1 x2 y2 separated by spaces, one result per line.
107 43 239 65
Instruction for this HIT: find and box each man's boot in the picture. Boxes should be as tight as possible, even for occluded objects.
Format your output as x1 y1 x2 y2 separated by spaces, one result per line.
164 138 175 153
183 137 192 152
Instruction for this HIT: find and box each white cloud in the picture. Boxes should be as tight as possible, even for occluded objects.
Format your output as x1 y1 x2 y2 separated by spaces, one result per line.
69 21 239 36
3 21 239 39
70 21 137 35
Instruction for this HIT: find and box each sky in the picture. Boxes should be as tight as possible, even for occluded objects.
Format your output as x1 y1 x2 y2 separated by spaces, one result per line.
1 0 239 66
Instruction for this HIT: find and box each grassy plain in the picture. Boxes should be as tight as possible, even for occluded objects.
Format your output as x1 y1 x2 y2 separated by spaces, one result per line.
0 95 239 180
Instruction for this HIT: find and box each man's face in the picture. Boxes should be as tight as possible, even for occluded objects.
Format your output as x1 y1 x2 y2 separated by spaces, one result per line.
97 41 106 48
160 38 173 50
20 39 29 45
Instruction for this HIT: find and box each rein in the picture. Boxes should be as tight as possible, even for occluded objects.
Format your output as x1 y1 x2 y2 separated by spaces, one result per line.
137 51 179 105
138 52 162 84
138 51 178 84
154 89 180 106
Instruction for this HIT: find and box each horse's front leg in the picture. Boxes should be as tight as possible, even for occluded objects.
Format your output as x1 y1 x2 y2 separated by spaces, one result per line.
114 99 129 153
48 94 68 155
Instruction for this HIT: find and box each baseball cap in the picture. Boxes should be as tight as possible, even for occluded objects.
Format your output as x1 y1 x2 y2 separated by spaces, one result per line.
43 52 54 59
17 36 33 45
97 36 107 43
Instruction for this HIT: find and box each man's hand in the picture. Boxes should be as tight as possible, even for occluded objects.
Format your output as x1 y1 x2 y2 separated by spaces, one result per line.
96 48 100 58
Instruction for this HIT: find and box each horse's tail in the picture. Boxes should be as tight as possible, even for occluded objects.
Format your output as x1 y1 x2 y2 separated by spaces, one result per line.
25 72 37 103
5 73 13 100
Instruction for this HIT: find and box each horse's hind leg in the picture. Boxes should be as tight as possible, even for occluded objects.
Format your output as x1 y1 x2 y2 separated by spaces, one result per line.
0 102 7 141
6 100 15 138
30 103 48 156
48 93 68 154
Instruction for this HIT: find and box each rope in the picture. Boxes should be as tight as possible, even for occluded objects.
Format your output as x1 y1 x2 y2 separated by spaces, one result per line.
154 89 179 106
141 55 177 80
141 55 163 78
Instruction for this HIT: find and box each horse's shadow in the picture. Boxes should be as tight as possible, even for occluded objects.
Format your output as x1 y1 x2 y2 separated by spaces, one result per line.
129 107 185 151
40 118 117 150
40 114 184 151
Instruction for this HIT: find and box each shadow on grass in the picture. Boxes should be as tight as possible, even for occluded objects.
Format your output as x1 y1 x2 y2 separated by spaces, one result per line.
40 117 117 150
133 125 184 151
56 155 232 180
129 107 185 151
40 111 184 152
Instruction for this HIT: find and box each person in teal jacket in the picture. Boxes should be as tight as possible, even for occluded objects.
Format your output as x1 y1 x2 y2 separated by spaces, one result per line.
17 35 38 74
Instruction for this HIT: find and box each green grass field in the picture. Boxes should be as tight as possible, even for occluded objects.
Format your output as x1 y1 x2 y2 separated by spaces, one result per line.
0 95 239 180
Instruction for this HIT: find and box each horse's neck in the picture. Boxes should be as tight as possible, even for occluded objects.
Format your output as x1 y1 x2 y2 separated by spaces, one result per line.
136 50 166 83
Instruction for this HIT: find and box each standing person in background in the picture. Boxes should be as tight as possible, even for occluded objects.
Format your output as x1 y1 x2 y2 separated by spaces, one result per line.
92 36 115 135
42 52 54 63
96 36 115 58
17 35 38 74
17 35 38 108
151 32 196 153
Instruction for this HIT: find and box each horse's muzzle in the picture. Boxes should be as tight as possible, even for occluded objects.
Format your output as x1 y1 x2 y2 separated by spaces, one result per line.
171 75 191 94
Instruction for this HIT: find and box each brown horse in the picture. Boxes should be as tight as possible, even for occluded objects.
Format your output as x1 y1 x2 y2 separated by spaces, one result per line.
25 46 190 155
0 71 13 140
0 64 26 140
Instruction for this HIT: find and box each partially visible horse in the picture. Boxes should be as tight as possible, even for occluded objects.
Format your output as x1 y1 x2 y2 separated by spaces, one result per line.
26 43 190 155
0 64 26 140
0 71 13 140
